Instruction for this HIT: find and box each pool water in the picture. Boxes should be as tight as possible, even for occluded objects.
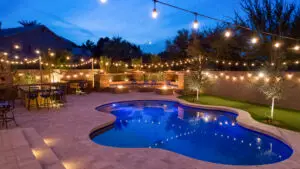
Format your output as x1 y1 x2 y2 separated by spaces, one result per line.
91 100 293 165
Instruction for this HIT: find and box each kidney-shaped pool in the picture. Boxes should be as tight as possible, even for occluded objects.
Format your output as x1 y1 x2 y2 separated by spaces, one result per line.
90 100 293 165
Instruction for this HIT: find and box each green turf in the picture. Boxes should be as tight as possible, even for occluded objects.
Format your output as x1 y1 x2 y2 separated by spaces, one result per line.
178 95 300 132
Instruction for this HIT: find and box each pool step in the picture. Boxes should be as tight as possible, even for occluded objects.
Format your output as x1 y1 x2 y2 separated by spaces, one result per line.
22 128 65 169
0 128 42 169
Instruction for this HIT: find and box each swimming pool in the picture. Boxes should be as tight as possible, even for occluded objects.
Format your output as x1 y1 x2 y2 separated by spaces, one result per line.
90 100 293 165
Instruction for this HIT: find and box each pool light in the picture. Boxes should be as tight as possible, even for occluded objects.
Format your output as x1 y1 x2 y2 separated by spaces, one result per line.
162 85 168 90
117 85 124 89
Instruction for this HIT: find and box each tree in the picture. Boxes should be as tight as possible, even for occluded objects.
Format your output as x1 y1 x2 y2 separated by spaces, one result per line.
254 47 287 121
256 65 285 120
99 56 112 73
164 29 190 60
131 57 142 70
82 40 96 53
235 0 300 62
185 33 210 100
18 20 41 27
93 37 143 62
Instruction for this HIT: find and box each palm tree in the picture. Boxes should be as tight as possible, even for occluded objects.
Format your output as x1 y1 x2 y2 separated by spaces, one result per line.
18 20 41 27
82 40 96 52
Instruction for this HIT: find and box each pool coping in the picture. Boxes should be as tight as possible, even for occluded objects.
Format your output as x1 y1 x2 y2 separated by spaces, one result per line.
89 97 300 168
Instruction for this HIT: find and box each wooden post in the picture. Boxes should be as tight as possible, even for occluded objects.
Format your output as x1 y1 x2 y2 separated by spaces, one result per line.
92 58 95 88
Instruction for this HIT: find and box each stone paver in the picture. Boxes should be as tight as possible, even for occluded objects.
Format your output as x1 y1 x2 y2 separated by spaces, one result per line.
1 92 299 169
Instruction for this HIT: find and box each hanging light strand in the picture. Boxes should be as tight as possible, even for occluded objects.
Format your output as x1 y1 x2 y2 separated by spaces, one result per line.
153 0 300 42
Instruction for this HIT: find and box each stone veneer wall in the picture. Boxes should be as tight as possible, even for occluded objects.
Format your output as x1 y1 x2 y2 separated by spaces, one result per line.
14 69 98 84
9 69 300 110
201 71 300 111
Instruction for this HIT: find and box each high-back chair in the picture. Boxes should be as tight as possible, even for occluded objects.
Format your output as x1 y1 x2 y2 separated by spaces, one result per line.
151 80 157 86
40 85 52 109
53 84 67 104
27 86 39 110
0 87 18 128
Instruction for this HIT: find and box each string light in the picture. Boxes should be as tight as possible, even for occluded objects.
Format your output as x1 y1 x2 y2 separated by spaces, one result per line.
274 42 281 48
251 37 258 44
224 31 231 38
193 14 199 29
258 72 265 78
14 44 20 49
152 0 158 19
35 49 40 54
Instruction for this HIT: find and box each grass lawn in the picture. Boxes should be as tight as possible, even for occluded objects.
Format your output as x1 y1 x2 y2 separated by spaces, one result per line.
178 95 300 132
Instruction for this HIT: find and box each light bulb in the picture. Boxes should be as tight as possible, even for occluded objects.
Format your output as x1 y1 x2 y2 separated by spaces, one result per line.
35 50 40 54
152 9 158 19
225 31 231 38
14 45 20 49
100 0 107 3
274 42 281 48
193 20 199 29
294 45 300 51
251 37 258 44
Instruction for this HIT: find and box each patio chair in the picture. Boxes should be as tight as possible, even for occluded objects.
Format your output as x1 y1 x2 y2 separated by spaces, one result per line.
151 80 157 86
77 81 87 95
144 80 149 86
131 80 137 88
52 84 67 103
166 81 171 86
0 87 18 128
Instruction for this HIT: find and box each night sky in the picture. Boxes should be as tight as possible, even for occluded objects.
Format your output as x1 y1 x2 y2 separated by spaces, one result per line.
0 0 298 53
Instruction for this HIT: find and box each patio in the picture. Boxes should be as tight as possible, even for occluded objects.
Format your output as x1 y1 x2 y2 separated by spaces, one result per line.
1 92 300 169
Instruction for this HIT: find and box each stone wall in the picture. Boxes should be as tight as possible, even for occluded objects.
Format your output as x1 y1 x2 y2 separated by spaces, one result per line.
9 69 300 110
14 69 98 84
201 71 300 110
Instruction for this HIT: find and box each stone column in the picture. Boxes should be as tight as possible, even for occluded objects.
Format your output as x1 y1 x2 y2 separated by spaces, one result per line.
99 73 110 89
177 72 185 89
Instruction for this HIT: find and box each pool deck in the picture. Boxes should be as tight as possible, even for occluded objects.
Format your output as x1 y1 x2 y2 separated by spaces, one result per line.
1 92 300 169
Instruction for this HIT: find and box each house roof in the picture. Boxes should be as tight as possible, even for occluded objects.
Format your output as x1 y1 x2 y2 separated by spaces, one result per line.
0 25 42 37
0 25 91 58
0 25 75 45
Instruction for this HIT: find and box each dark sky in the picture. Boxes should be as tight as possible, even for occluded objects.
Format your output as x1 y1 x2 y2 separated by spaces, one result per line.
0 0 298 53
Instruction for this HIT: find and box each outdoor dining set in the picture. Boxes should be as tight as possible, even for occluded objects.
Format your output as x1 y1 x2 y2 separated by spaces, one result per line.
18 83 68 110
0 83 68 128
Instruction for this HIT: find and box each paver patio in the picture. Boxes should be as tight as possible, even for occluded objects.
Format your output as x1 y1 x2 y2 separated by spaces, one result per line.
1 92 300 169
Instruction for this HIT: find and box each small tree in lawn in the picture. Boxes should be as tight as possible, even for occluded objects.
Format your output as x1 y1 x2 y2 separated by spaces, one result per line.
255 43 287 121
256 64 286 121
185 33 210 101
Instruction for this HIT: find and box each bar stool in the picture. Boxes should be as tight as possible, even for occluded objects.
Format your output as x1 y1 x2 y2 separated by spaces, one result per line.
27 86 39 110
40 86 52 109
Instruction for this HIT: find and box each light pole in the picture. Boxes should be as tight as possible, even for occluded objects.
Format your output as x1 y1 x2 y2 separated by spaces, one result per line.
35 49 42 84
92 58 95 88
